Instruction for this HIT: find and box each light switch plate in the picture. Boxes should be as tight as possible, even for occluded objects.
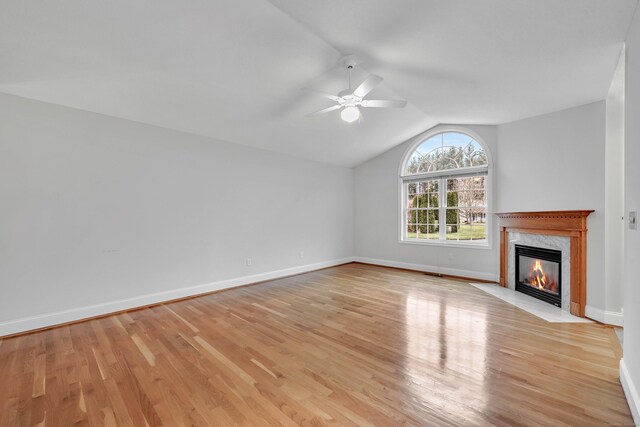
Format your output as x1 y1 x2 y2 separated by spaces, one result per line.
630 211 637 230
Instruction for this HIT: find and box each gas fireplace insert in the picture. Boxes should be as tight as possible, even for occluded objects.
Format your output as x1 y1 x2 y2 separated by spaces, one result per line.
515 244 562 307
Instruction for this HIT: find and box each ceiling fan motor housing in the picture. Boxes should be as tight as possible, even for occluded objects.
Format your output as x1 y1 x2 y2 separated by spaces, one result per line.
337 91 362 107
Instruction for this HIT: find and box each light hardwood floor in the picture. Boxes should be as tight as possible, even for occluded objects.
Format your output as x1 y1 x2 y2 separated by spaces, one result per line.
0 263 633 426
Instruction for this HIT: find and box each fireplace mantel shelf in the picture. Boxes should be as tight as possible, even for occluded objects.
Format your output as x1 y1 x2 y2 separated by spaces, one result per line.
495 210 594 232
496 210 594 317
494 210 594 216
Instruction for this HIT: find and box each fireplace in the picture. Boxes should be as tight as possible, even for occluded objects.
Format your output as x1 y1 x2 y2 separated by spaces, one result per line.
515 244 562 307
498 211 592 316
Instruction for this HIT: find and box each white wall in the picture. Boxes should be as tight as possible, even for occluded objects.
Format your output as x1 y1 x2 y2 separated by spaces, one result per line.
604 49 626 325
0 93 354 335
354 124 500 281
621 5 640 423
497 101 607 316
354 102 607 312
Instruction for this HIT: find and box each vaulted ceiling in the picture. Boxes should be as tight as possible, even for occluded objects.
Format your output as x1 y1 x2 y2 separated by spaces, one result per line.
1 0 637 166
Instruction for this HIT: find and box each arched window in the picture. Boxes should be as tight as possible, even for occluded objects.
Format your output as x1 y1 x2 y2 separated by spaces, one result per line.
400 129 491 246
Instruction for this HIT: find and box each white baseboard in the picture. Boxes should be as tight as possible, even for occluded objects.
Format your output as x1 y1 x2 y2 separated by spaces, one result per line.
620 359 640 425
0 257 354 337
585 305 624 326
352 256 499 282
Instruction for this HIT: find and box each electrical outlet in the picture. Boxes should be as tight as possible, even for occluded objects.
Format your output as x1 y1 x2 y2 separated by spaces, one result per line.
246 258 252 266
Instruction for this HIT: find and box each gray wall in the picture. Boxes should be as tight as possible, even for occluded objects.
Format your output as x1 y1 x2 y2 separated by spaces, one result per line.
622 4 640 423
0 93 354 332
605 50 626 322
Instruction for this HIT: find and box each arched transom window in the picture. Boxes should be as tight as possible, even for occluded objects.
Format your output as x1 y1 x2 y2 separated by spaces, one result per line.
400 131 490 245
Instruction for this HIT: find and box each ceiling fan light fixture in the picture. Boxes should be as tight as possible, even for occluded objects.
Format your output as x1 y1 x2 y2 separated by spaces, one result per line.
341 106 360 123
304 62 405 121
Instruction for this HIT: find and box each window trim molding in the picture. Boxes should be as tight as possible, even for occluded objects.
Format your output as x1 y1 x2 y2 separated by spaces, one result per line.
397 126 494 249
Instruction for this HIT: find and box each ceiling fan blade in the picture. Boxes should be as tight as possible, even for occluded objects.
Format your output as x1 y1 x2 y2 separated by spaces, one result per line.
301 88 342 102
353 74 383 98
306 104 342 117
361 99 407 108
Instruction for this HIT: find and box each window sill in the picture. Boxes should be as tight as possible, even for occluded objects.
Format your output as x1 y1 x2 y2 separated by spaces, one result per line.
399 239 492 250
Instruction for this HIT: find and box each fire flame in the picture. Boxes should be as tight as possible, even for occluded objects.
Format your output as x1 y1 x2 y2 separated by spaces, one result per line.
527 258 558 293
530 259 547 289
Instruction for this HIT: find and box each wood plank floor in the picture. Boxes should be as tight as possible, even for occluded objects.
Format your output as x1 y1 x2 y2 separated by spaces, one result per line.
0 263 633 426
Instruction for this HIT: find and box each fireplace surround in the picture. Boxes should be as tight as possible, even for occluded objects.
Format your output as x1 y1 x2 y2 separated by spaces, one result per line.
496 210 593 317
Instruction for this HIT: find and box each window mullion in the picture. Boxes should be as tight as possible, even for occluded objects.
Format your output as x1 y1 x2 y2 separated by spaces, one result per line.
402 182 406 240
439 177 446 241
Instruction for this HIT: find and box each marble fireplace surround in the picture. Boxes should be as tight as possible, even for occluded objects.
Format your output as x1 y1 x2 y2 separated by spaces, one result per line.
496 210 594 317
507 233 571 311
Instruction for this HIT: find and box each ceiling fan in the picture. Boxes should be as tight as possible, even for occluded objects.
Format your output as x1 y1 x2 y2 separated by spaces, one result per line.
304 60 407 123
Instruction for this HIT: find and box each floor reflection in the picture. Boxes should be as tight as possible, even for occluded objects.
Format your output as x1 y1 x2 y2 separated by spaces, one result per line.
404 292 488 416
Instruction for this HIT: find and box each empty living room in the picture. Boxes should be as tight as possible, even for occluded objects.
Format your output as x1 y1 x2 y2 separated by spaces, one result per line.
3 1 640 425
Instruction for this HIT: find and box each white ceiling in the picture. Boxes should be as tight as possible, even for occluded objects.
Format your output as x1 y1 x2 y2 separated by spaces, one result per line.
0 0 636 167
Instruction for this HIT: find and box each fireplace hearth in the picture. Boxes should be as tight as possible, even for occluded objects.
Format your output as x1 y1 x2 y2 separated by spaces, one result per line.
515 244 562 307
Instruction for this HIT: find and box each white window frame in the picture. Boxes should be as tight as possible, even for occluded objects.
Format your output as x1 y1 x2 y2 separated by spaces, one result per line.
398 127 493 249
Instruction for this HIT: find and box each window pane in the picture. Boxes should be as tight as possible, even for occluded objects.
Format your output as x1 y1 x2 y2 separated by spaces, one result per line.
447 177 486 210
470 209 486 224
429 183 439 207
412 180 438 209
431 209 439 225
446 188 459 207
417 224 439 240
471 225 487 240
414 194 428 208
408 210 417 224
417 209 427 224
407 205 439 240
416 209 438 226
407 193 417 209
459 224 473 240
472 189 486 206
447 223 478 240
445 206 460 241
405 132 488 174
460 209 471 226
413 193 422 208
445 208 459 227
